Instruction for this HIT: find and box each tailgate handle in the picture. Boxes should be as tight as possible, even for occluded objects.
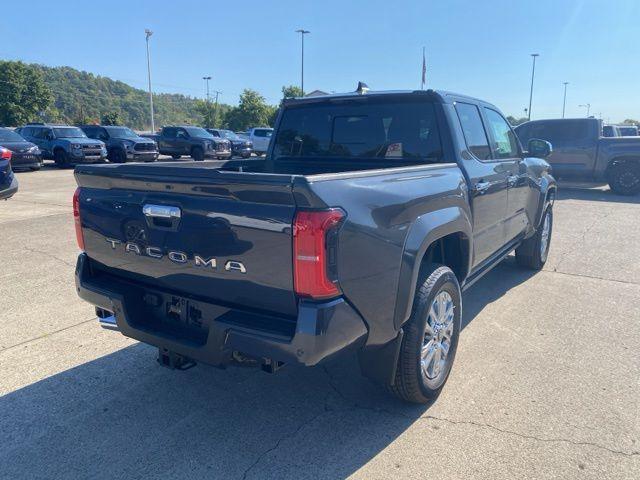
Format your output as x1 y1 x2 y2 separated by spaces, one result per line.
143 204 181 219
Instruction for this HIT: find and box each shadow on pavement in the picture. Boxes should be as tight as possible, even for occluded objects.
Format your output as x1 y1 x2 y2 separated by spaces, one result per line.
0 259 538 479
556 182 640 204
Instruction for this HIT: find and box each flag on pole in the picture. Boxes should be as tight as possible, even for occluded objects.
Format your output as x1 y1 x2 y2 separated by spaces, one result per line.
421 47 426 89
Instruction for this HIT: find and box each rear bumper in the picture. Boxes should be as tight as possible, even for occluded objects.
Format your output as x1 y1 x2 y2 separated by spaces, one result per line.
0 176 18 200
75 254 368 367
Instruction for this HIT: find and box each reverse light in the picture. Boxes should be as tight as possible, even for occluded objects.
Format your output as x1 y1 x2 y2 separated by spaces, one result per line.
73 187 85 251
293 208 345 299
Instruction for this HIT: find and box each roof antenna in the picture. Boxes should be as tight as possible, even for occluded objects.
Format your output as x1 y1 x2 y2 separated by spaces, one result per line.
356 82 370 94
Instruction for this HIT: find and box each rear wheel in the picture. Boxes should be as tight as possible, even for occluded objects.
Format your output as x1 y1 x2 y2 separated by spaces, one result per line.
30 165 41 171
387 264 461 404
54 149 69 168
516 207 552 270
171 154 182 160
191 147 205 161
608 162 640 196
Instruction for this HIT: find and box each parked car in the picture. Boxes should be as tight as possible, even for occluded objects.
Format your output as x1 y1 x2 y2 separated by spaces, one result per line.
0 127 42 171
616 125 639 137
0 146 18 200
80 125 158 163
243 127 273 155
143 126 231 161
206 129 253 158
19 123 107 167
515 118 640 195
73 89 556 404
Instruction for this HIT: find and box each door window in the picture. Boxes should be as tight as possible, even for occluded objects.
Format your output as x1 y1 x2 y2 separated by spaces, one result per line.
163 127 177 138
455 103 491 160
484 108 519 159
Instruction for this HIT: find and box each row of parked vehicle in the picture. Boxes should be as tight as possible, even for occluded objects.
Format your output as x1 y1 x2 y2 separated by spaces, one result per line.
0 123 275 171
602 124 639 137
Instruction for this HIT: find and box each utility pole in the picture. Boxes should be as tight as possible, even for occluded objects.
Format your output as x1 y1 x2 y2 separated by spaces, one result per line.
295 29 310 96
562 82 569 118
213 90 221 127
145 29 155 132
203 76 212 102
527 53 540 121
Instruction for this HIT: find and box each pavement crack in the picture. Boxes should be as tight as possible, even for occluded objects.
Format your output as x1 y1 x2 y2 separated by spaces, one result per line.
21 245 75 268
417 414 640 458
239 408 328 480
0 317 96 354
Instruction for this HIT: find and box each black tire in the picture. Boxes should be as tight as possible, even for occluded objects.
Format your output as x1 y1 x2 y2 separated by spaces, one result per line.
515 207 552 270
30 165 41 171
110 149 126 163
608 162 640 196
191 147 205 161
171 154 182 160
54 149 69 168
388 264 461 404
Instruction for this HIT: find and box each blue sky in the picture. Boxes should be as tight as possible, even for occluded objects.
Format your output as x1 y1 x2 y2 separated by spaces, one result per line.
2 0 638 122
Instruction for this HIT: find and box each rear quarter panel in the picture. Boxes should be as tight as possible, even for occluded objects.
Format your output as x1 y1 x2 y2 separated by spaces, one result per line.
298 164 470 346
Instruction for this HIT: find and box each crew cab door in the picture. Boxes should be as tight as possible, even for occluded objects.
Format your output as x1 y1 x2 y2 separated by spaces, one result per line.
158 127 178 154
482 107 530 243
175 128 191 154
454 102 509 268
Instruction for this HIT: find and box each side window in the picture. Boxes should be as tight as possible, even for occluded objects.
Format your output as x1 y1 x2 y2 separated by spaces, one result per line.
163 127 177 138
484 108 519 159
210 130 220 137
21 127 33 138
455 103 492 160
83 126 97 139
176 128 188 139
254 129 266 138
98 128 109 140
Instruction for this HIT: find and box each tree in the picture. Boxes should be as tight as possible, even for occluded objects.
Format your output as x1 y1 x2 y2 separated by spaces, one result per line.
0 61 53 126
224 89 275 132
507 115 528 126
622 119 639 126
194 100 217 128
282 85 303 99
101 111 122 125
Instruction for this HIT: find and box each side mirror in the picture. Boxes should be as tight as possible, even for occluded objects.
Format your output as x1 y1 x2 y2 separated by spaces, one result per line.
527 138 552 158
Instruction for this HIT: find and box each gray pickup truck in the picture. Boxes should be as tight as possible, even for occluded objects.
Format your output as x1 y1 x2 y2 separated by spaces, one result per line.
143 126 232 161
515 118 640 195
74 89 555 404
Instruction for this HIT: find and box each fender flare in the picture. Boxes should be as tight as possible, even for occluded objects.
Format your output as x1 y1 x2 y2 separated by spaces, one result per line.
392 206 472 331
605 155 640 177
533 175 557 228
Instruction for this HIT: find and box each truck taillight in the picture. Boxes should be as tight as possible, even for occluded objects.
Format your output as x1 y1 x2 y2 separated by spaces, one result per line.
293 208 345 299
73 187 85 251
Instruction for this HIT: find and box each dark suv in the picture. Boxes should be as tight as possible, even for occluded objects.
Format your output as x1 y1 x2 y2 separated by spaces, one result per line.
19 124 107 167
206 129 253 158
80 125 158 163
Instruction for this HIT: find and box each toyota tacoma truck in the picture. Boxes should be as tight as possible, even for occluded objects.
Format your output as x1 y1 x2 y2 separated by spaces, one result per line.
143 125 231 161
515 117 640 195
74 89 556 403
80 125 159 163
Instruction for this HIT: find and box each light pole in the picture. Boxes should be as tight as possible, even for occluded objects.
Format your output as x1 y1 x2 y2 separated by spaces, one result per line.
562 82 569 118
527 53 539 121
203 76 212 102
295 29 310 96
579 103 591 117
213 90 221 126
145 29 155 132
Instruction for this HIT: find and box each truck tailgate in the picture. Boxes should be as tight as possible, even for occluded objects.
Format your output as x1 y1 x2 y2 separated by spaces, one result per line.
75 163 299 317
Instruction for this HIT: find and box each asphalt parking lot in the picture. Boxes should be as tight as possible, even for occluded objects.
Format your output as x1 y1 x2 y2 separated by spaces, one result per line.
1 163 639 479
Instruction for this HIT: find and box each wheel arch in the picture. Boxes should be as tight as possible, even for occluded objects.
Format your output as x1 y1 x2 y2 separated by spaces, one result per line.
605 155 640 178
392 207 472 332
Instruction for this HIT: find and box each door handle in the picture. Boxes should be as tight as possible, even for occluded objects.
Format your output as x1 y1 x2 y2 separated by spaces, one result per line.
143 204 181 219
474 181 491 194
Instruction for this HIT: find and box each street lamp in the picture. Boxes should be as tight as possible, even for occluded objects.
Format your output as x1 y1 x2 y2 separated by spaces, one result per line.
295 29 310 96
562 82 569 118
527 53 540 121
145 29 155 132
579 103 591 117
202 76 212 102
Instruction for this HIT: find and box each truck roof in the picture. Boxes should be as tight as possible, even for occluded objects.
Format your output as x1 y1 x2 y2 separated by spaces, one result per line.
282 89 500 110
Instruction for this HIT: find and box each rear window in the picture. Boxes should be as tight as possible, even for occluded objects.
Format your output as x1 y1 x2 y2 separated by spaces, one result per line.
520 121 589 144
254 129 273 138
273 98 442 162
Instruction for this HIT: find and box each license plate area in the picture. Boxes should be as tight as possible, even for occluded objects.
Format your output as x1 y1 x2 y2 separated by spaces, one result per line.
135 290 214 345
